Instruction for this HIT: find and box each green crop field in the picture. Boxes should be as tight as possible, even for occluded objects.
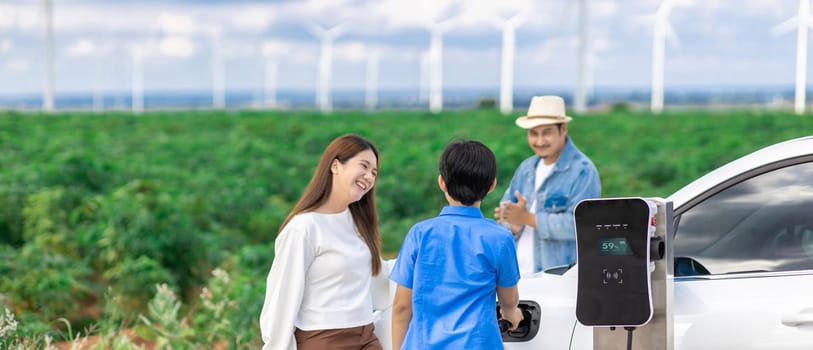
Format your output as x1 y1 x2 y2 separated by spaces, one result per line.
0 107 811 348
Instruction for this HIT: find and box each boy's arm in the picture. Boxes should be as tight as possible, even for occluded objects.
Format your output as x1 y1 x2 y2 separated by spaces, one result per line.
497 285 523 331
392 285 413 350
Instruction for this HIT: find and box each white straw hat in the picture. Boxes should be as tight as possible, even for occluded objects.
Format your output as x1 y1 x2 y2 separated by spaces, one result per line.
515 95 573 129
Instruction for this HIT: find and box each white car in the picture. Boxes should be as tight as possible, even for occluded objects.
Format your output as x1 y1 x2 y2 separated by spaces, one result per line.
374 135 813 349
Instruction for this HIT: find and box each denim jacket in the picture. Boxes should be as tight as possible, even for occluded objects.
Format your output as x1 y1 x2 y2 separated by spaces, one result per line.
501 137 601 272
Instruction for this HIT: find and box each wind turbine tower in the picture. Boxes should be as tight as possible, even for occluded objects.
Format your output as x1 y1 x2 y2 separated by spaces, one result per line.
773 0 813 115
429 25 442 113
650 0 678 114
494 12 527 115
309 24 344 114
42 0 54 111
427 19 454 114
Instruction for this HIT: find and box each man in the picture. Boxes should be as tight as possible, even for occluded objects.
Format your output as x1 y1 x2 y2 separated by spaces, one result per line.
495 95 601 276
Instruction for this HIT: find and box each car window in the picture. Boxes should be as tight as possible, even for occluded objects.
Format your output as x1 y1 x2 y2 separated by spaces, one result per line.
674 161 813 276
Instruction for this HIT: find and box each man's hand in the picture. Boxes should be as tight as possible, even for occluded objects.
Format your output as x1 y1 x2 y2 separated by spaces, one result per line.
498 191 533 231
494 201 524 234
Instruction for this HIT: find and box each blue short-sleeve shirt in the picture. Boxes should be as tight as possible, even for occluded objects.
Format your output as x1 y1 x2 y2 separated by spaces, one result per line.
390 205 520 349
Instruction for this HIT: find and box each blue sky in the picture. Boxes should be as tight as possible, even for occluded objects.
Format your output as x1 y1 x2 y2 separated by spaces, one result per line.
0 0 805 96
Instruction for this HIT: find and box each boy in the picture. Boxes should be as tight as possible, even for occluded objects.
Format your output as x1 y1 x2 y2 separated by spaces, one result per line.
390 140 523 349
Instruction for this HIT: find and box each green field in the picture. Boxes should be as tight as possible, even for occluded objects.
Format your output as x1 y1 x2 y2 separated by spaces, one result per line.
1 108 811 348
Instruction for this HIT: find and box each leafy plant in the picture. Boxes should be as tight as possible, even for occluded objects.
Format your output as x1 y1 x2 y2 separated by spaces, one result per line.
138 284 192 349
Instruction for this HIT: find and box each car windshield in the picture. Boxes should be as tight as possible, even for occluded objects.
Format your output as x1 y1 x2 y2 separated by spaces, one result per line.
674 161 813 275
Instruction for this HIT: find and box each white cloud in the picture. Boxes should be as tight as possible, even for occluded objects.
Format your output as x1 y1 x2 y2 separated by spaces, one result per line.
158 13 197 35
66 39 97 56
224 5 276 33
0 39 12 54
261 38 317 63
728 0 795 21
521 36 574 66
336 41 373 63
220 39 257 58
5 58 29 72
0 5 16 29
591 0 620 18
10 4 39 31
0 0 804 94
261 39 290 58
159 35 196 58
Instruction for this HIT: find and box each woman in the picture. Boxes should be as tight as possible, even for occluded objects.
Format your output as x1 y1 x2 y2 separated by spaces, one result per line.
260 134 385 350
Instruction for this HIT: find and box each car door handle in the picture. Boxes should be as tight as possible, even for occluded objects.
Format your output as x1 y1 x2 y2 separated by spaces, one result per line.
781 307 813 327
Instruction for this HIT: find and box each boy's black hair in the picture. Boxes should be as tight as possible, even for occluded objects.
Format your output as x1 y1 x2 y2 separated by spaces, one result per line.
439 140 497 206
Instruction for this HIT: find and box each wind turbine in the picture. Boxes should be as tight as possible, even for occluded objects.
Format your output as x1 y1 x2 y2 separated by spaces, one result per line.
574 0 589 113
42 0 54 111
650 0 679 114
773 0 813 115
482 8 527 116
308 23 345 114
365 50 380 111
499 13 526 115
426 19 455 114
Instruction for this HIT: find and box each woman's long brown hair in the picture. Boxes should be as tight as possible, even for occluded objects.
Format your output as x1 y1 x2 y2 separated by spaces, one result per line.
279 134 383 275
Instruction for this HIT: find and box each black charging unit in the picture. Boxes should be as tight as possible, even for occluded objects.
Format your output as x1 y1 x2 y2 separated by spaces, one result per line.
575 197 664 328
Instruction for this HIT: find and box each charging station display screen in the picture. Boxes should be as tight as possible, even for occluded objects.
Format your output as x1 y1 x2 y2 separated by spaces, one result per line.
599 237 632 256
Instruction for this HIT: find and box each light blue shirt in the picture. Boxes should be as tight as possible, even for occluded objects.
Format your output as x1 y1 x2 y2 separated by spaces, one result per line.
391 205 520 350
501 137 601 272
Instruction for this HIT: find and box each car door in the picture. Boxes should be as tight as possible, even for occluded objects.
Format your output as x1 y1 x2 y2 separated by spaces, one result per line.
672 159 813 350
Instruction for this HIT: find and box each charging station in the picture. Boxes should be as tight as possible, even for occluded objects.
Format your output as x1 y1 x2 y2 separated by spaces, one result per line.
574 197 673 350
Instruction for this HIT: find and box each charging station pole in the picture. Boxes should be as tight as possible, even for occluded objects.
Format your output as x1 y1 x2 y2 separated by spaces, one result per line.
592 198 673 350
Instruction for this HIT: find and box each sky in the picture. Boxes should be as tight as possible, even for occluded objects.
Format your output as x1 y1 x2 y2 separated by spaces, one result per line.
0 0 807 96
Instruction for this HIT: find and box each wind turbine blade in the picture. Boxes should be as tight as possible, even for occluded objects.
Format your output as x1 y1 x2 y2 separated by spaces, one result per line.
772 16 798 36
509 10 528 28
437 16 458 32
306 23 326 37
328 23 347 39
805 10 813 30
656 0 675 18
420 18 436 31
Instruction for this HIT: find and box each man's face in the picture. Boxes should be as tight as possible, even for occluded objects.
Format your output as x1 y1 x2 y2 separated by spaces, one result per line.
527 123 568 164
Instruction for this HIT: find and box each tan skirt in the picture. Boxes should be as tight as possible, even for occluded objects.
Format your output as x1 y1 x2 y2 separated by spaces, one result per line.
294 323 382 350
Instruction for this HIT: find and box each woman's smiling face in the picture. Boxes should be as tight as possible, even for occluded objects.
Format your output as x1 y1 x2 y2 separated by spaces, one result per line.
331 148 378 205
